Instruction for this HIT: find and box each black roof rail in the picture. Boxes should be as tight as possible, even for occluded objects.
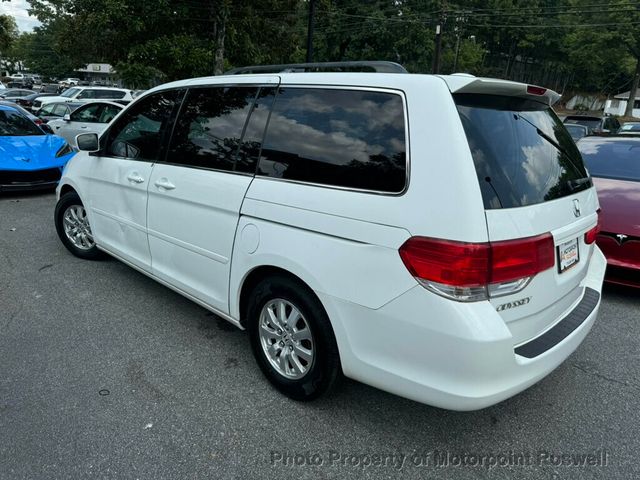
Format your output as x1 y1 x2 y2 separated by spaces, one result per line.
225 61 407 75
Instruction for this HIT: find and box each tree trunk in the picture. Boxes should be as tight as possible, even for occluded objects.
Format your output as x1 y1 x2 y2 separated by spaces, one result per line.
213 19 225 75
624 57 640 117
211 1 228 75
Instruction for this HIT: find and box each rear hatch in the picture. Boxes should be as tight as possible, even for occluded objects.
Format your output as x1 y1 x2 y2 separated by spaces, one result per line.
449 77 600 345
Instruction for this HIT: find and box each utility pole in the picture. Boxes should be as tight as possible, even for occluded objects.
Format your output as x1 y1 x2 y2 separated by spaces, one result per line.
452 13 466 72
432 4 446 74
432 24 442 74
306 0 316 63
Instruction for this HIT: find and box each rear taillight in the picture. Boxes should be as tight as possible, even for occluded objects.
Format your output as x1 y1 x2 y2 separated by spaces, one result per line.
34 118 43 125
399 233 555 302
584 209 601 245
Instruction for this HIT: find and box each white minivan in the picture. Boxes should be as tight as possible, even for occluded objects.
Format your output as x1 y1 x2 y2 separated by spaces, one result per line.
54 62 606 410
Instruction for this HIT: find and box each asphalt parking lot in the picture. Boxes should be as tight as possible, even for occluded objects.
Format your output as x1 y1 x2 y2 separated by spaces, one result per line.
1 192 639 480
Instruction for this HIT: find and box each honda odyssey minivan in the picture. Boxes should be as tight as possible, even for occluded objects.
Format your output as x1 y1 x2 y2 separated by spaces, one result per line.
54 62 606 410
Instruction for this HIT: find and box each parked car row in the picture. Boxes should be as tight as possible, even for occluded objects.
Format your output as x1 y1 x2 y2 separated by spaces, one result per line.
48 101 123 148
564 114 621 135
31 86 134 111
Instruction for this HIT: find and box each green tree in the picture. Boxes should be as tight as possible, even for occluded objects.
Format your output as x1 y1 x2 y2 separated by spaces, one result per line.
0 14 19 73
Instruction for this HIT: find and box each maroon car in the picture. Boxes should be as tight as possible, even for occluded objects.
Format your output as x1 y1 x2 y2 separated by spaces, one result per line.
578 135 640 287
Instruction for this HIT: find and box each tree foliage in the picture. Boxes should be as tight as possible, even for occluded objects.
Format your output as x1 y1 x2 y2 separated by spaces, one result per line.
0 13 19 72
8 0 640 96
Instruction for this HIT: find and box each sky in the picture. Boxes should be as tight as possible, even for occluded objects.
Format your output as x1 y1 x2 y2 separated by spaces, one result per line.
1 0 42 32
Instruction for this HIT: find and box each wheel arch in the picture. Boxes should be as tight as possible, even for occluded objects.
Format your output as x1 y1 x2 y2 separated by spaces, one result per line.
238 265 320 329
59 183 77 198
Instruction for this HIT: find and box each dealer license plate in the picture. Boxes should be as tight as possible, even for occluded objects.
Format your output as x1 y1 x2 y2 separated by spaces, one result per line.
557 238 579 273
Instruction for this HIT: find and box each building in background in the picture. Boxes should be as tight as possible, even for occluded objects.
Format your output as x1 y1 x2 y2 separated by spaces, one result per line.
604 89 640 117
75 63 117 86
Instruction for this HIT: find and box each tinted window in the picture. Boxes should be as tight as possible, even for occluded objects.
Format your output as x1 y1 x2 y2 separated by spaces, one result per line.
565 124 587 141
578 138 640 182
52 104 68 117
76 89 97 99
236 87 275 173
258 88 406 192
71 104 103 122
620 123 640 132
106 90 180 161
61 88 80 98
40 104 55 115
96 89 126 99
564 117 601 131
167 86 258 171
0 109 42 136
99 105 121 123
456 94 591 209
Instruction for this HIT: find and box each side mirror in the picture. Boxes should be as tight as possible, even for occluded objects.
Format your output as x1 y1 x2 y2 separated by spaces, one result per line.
76 132 100 152
63 113 71 122
40 123 54 134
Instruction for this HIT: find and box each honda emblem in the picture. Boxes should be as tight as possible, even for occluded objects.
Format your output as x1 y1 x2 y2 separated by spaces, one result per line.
573 199 581 217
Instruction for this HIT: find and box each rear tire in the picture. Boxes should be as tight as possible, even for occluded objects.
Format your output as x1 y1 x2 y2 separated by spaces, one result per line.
247 275 341 401
55 192 104 260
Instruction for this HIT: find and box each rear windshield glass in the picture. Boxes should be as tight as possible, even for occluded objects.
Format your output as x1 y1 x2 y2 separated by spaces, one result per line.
564 117 601 130
578 138 640 182
455 94 591 209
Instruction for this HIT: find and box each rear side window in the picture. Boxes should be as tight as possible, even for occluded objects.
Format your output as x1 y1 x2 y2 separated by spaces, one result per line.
99 105 121 123
53 104 68 117
71 104 102 123
40 104 55 115
76 89 97 99
98 90 126 99
166 86 258 171
455 94 591 209
258 88 407 193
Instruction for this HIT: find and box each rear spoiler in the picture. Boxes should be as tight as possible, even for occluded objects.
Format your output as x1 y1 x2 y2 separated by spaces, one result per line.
438 74 561 106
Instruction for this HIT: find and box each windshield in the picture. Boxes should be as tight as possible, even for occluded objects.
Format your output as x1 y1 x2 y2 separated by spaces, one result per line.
578 138 640 182
0 109 43 136
61 88 80 98
455 94 591 209
620 123 640 132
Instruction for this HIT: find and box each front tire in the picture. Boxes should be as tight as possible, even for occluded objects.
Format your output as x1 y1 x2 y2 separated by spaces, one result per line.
247 275 341 401
55 192 104 260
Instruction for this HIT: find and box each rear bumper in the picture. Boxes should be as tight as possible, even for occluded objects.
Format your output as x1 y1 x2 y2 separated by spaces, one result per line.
320 247 607 411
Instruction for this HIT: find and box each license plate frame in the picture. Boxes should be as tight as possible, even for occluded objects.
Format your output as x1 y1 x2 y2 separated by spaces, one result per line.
557 237 580 273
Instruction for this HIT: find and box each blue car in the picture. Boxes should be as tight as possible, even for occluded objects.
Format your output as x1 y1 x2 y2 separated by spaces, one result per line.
0 104 75 192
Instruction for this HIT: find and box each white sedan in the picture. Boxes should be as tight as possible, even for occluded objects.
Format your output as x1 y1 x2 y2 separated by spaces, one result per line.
48 101 123 148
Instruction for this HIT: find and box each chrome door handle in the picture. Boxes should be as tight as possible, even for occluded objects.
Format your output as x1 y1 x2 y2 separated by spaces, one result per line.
154 178 176 190
126 173 145 184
